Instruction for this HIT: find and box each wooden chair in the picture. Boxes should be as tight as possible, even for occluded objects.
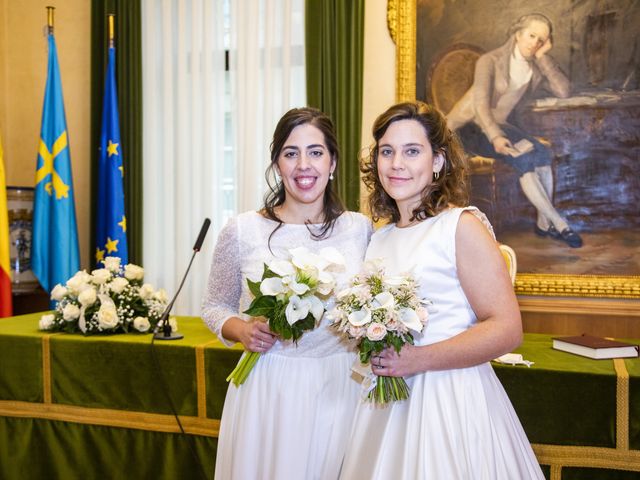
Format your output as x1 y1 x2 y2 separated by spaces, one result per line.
499 244 517 286
428 44 499 230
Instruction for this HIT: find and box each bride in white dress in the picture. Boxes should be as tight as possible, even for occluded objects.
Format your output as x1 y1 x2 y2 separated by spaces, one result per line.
340 102 544 479
202 107 372 480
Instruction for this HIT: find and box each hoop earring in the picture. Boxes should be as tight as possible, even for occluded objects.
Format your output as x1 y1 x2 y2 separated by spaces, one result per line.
433 171 440 180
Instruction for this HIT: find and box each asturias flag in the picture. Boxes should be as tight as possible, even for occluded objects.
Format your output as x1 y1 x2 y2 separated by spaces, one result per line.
96 42 127 266
32 33 80 294
0 135 12 317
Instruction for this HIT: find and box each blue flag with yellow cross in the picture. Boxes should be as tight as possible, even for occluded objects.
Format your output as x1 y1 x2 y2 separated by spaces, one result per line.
32 33 80 294
96 42 128 266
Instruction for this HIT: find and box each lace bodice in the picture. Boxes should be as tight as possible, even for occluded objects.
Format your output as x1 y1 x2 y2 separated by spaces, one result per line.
202 211 373 357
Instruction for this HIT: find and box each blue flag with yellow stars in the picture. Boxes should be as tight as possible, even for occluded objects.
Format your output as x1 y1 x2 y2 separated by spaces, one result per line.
32 33 80 294
96 42 128 267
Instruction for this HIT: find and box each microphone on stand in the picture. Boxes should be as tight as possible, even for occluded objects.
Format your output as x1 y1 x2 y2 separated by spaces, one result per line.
153 218 211 340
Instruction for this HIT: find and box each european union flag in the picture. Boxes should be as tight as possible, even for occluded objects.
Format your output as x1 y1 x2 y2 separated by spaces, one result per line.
32 33 80 294
96 42 128 266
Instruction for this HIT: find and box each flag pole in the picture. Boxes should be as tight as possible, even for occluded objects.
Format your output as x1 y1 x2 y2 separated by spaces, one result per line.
46 6 55 35
108 14 115 48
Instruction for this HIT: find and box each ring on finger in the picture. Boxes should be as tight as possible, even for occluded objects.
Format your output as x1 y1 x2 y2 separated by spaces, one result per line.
260 340 264 348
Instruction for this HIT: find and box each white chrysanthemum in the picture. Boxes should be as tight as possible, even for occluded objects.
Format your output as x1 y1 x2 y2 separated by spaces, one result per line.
51 284 68 301
103 256 121 272
39 314 55 330
62 303 80 321
133 316 150 332
124 264 144 281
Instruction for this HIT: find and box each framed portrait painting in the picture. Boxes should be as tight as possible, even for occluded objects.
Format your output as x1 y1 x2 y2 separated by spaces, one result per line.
388 0 640 299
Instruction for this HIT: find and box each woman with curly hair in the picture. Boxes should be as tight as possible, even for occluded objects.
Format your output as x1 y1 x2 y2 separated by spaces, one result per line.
340 101 543 479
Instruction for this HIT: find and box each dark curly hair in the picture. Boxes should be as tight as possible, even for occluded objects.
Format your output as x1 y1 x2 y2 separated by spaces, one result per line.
361 101 469 223
263 107 344 241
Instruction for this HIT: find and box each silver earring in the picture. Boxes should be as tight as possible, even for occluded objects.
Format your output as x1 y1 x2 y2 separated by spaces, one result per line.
329 172 334 180
433 171 440 180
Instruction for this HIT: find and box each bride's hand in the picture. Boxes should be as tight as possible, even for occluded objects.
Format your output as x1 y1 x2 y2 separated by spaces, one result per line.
372 345 423 377
238 319 277 353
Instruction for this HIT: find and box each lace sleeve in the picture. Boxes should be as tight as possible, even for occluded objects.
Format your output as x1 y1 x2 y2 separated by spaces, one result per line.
467 207 496 240
201 217 242 346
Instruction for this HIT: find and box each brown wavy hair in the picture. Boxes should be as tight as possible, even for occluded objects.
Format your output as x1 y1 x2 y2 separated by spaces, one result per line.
263 107 344 241
362 101 469 223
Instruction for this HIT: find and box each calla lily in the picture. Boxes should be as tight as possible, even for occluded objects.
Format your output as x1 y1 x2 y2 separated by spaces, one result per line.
384 275 406 287
290 247 327 271
260 277 285 296
285 295 310 325
287 280 310 296
398 307 423 331
268 259 295 276
371 291 395 310
348 306 371 326
306 295 325 321
319 247 345 267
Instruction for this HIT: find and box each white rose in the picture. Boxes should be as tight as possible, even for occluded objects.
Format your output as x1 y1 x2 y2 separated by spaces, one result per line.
168 317 178 332
39 314 56 330
133 316 151 332
91 268 112 285
366 322 387 341
78 288 97 306
348 324 365 338
51 284 68 301
138 283 155 300
124 264 144 281
97 304 119 329
103 256 121 272
154 289 168 303
66 271 91 293
62 303 80 321
110 277 129 294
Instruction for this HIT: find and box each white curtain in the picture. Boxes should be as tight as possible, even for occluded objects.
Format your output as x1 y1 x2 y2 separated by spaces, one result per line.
142 0 306 315
231 0 306 212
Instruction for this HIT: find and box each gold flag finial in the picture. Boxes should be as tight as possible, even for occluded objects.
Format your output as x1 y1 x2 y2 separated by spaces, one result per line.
46 6 55 35
108 14 115 47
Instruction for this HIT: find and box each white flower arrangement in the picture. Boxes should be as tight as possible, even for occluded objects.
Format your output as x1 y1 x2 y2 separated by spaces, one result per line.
226 246 345 386
329 260 430 403
38 256 171 335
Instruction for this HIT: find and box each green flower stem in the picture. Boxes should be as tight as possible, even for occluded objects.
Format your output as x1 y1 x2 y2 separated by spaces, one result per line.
367 376 410 404
226 351 261 386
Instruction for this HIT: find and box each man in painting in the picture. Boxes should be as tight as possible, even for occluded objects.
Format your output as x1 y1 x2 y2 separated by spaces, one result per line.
447 13 583 248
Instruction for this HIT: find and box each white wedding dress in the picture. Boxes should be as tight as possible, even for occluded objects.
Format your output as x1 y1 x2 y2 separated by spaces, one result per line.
202 211 372 480
340 207 544 480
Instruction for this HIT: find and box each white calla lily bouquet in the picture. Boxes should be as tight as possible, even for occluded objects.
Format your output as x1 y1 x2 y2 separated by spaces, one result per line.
38 256 172 335
226 246 345 386
329 260 430 403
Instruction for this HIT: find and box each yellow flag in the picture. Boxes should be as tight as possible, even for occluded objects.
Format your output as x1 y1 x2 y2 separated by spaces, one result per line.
0 135 13 316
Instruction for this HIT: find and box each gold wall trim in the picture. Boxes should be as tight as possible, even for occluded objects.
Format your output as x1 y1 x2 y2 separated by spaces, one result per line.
392 0 640 299
532 444 640 471
0 400 220 438
196 339 219 419
518 296 640 317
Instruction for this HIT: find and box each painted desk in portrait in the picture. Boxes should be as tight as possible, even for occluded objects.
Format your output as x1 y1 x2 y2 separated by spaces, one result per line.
1 314 638 479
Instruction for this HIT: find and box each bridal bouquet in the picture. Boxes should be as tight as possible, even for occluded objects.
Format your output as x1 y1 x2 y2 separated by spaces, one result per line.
226 246 345 386
38 256 171 335
328 260 429 403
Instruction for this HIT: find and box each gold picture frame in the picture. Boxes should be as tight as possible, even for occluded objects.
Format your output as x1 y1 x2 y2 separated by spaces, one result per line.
388 0 640 299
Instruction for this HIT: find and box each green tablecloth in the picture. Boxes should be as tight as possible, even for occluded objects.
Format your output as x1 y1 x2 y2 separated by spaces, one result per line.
1 313 639 479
